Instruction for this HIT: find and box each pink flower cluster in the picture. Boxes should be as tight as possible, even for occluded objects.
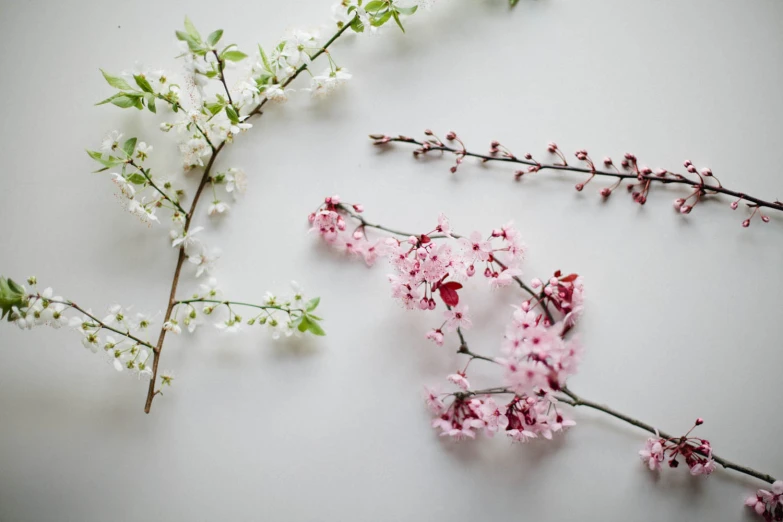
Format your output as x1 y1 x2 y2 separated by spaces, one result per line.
746 481 783 520
426 391 574 442
498 306 583 396
638 419 716 476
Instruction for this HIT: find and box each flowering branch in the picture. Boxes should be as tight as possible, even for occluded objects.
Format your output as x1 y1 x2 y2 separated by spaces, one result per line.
371 131 783 228
308 196 780 518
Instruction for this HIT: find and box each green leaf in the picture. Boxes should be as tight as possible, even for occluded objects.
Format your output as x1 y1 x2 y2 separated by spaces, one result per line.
395 5 418 15
100 69 133 90
221 50 248 62
127 173 147 185
122 137 137 158
146 94 157 114
258 44 271 72
205 101 225 115
305 297 320 312
86 150 104 161
391 10 405 32
183 16 202 41
365 1 387 12
134 75 154 93
175 30 202 52
207 29 223 47
306 319 325 336
510 0 520 5
225 105 239 124
297 316 311 333
350 16 365 33
0 276 27 321
371 11 392 26
110 94 138 109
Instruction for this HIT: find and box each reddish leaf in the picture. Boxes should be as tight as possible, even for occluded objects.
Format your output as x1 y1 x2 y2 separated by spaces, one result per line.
560 273 579 283
438 281 463 307
420 234 431 244
554 269 562 277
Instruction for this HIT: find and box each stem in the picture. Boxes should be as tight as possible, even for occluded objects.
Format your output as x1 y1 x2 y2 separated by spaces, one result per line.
381 135 783 213
128 159 187 214
175 298 304 314
143 21 353 413
49 299 154 350
213 50 235 109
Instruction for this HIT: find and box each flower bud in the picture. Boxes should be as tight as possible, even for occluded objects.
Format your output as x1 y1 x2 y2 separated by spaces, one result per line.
466 265 475 277
445 131 457 141
574 183 584 192
730 201 739 210
742 219 750 228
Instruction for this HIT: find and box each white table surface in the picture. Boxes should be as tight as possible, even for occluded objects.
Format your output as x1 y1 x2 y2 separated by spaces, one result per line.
1 0 782 520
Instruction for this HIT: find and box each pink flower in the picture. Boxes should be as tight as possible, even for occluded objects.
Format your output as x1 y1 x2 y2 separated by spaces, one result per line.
425 329 444 346
507 428 538 443
436 213 451 236
424 387 446 415
639 437 665 471
447 372 470 390
444 304 472 332
459 231 492 262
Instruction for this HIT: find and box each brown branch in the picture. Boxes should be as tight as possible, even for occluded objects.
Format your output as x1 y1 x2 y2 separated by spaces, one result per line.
376 133 783 215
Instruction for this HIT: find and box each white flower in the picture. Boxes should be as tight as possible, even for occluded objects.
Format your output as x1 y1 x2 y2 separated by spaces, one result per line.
188 247 221 278
133 312 156 330
82 332 100 353
136 142 152 161
215 319 241 333
112 173 135 199
103 304 128 327
282 30 319 67
170 226 204 252
163 320 181 334
207 200 230 216
101 130 123 152
225 168 247 197
263 84 290 103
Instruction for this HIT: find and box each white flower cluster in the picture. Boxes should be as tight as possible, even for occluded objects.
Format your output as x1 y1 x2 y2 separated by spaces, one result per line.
9 282 159 381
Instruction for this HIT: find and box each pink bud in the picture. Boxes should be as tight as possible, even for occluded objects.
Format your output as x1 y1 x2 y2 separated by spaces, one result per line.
547 142 558 153
637 195 647 205
683 160 692 167
730 201 739 210
600 188 611 198
549 277 559 286
521 301 530 312
417 247 427 259
742 219 750 228
531 278 542 289
307 212 316 223
466 265 475 277
656 168 667 177
428 298 436 310
687 165 697 173
603 157 613 166
680 205 692 214
700 168 712 177
695 418 704 426
337 216 346 230
450 166 457 174
331 195 341 204
673 198 686 210
353 203 364 213
524 153 533 160
424 129 433 135
445 131 457 141
353 230 363 240
762 215 770 223
514 170 524 180
574 183 584 191
490 140 500 148
418 298 429 310
483 267 492 278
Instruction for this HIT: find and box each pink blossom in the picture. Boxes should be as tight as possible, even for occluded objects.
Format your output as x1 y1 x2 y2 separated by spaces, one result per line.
424 387 446 415
444 304 472 332
639 437 665 471
425 329 444 346
447 372 470 390
459 231 492 262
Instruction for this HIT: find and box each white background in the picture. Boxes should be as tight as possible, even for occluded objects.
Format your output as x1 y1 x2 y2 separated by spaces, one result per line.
1 0 782 520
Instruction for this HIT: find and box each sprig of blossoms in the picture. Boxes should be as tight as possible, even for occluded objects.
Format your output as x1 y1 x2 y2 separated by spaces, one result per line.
307 196 778 514
371 130 783 229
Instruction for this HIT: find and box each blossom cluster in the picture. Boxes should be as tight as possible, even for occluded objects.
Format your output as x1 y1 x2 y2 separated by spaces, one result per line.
309 196 583 442
746 481 783 521
373 130 783 228
638 419 716 476
3 277 160 382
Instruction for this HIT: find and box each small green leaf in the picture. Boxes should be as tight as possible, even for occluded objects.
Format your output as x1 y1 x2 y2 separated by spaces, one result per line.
305 297 320 312
225 105 240 124
297 316 311 333
391 10 405 33
86 150 104 161
127 173 147 185
207 29 223 47
371 11 392 26
258 44 271 72
110 94 138 109
100 69 133 90
205 101 225 115
146 95 157 114
122 137 137 158
350 16 365 33
395 5 418 15
134 75 154 93
183 16 202 41
510 0 520 5
364 1 386 12
175 30 202 52
306 319 325 336
0 276 27 321
221 50 248 62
